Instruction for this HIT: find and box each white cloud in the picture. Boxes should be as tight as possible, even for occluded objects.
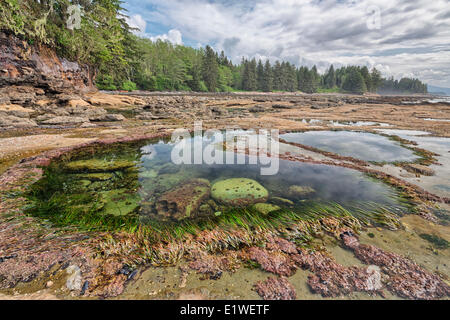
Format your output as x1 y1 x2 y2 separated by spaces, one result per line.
123 0 450 86
126 14 147 35
150 29 183 45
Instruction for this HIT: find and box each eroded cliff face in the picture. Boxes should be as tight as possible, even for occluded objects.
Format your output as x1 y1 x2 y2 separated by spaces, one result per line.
0 32 96 97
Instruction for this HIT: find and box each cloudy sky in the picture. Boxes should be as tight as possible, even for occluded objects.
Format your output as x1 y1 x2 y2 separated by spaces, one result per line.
123 0 450 87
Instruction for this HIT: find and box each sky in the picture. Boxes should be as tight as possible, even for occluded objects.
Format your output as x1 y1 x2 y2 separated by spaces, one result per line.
122 0 450 87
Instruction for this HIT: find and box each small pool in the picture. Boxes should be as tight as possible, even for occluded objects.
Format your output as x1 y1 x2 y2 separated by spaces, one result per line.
281 131 419 163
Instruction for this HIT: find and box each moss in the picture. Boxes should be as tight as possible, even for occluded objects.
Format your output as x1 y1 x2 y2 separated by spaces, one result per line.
211 178 269 206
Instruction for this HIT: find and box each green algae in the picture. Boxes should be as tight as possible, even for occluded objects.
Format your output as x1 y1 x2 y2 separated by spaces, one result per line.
253 203 281 215
211 178 269 206
63 159 136 173
99 189 141 217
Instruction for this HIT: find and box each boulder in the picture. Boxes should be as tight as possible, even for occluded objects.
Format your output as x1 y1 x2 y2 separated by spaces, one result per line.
211 178 269 207
156 179 211 221
288 185 316 199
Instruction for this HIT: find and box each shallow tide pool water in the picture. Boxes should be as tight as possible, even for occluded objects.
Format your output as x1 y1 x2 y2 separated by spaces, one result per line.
281 131 419 163
27 135 410 228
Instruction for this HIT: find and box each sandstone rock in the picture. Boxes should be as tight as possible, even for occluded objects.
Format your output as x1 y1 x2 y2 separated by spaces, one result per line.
85 93 145 107
0 104 34 118
0 32 95 93
99 114 126 122
66 99 92 108
41 116 89 125
0 116 37 128
211 178 269 207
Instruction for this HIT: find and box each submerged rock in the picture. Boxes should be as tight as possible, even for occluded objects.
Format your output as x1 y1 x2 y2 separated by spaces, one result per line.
253 203 281 215
211 178 269 207
156 179 211 221
287 185 316 199
64 159 136 173
99 189 140 216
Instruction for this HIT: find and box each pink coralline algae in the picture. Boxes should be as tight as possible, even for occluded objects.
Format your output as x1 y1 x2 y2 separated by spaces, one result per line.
254 277 297 300
341 233 450 300
293 249 383 298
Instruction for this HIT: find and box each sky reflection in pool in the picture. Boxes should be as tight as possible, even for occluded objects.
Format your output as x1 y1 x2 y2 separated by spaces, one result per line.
281 131 419 163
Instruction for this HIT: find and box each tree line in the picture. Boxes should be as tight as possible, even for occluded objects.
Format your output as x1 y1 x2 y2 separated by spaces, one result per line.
1 0 428 95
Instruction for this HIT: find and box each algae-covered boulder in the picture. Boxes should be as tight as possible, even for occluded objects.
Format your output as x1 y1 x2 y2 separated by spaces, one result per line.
64 159 136 173
253 203 281 215
156 179 211 221
211 178 269 207
288 185 316 199
99 189 140 216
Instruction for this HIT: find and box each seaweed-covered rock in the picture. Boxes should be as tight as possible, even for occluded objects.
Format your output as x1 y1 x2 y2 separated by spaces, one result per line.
64 159 136 173
404 164 435 176
99 189 140 216
254 277 297 300
253 203 281 215
156 179 211 221
288 185 316 199
341 233 450 300
211 178 269 206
